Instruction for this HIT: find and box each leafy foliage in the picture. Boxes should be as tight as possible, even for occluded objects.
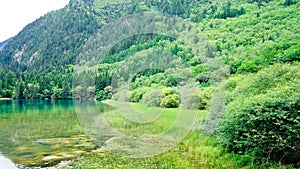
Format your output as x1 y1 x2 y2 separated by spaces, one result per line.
130 87 150 102
217 64 300 165
160 94 180 108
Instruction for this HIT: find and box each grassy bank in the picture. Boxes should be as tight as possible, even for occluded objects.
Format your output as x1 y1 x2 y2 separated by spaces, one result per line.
70 133 297 169
71 131 253 169
69 102 296 169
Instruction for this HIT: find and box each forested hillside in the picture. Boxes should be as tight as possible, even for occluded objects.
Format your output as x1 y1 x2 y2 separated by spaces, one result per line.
0 0 298 100
0 0 299 167
0 38 12 51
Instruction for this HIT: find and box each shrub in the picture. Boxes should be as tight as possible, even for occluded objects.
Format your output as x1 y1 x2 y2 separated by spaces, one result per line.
112 89 131 102
237 61 258 73
140 89 162 107
160 94 180 108
228 64 300 102
192 65 207 76
130 87 150 102
217 87 300 164
96 86 112 101
217 64 300 165
158 87 178 102
181 90 209 110
160 87 176 96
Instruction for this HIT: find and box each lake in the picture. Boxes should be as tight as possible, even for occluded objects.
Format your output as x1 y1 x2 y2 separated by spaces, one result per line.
0 100 199 167
0 100 113 167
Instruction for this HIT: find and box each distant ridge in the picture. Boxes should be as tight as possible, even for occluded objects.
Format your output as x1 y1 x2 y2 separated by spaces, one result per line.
0 38 12 51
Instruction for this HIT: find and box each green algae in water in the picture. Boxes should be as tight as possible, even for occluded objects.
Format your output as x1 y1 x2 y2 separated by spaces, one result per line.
0 100 112 167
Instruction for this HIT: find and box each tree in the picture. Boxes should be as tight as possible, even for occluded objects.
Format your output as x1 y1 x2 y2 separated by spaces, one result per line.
25 83 40 99
12 80 25 99
62 79 71 99
284 0 296 6
52 86 63 99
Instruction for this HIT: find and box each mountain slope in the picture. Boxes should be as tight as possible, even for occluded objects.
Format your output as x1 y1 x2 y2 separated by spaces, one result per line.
0 38 12 51
0 0 249 72
0 0 99 72
0 0 298 99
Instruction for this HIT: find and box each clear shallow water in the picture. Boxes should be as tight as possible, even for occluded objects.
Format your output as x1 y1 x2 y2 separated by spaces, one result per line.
0 100 112 167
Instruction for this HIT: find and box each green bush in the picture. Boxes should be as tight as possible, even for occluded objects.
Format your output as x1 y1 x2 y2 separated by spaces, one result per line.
217 64 300 165
192 65 207 76
237 61 258 73
160 94 180 108
158 87 177 102
140 89 162 107
130 87 150 102
112 89 131 102
228 64 300 102
160 87 176 96
217 87 300 164
181 90 210 110
96 90 112 101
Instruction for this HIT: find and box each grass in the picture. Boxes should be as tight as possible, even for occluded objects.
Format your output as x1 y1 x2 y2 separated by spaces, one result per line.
71 131 255 169
102 102 183 135
70 101 252 168
69 101 298 169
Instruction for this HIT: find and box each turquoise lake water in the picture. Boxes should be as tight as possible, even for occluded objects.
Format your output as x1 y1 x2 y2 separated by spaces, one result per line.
0 100 112 167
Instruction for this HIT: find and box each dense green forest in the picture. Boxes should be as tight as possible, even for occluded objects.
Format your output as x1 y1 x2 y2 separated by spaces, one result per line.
0 0 299 167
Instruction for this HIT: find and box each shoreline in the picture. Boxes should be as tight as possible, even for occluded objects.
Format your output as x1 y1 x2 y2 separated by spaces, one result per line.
0 98 12 100
16 160 73 169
